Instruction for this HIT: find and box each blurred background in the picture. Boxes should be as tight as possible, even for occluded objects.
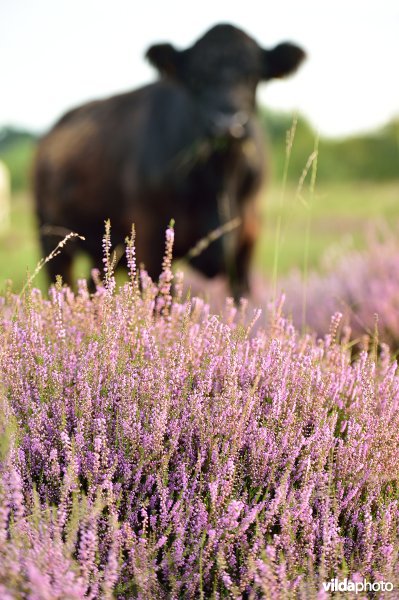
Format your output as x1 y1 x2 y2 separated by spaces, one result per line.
0 0 398 292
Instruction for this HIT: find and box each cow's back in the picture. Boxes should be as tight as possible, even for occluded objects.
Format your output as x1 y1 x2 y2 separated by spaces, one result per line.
34 82 203 227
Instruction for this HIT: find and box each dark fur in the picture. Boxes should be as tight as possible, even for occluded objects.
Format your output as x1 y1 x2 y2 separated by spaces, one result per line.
34 24 305 298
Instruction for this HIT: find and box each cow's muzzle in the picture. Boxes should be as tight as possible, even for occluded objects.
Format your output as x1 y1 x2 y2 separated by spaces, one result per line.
210 110 250 140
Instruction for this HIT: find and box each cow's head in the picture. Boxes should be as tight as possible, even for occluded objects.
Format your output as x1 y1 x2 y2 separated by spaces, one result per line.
146 24 306 139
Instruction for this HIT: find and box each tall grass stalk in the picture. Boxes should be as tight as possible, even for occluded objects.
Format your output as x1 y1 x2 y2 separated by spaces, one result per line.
271 115 297 302
299 134 319 331
19 230 85 299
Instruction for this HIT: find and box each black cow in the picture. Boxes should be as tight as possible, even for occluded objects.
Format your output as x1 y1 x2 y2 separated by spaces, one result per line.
34 24 305 299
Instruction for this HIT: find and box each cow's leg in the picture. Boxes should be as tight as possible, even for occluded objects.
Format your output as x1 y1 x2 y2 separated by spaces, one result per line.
138 233 168 284
231 238 254 302
129 213 170 283
230 198 260 302
189 236 226 280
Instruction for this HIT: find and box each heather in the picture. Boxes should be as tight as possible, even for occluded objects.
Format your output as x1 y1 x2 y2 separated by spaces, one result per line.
183 225 399 351
1 227 399 598
279 226 399 349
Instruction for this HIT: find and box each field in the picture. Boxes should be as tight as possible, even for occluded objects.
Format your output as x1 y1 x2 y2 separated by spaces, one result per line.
1 223 399 597
1 129 399 596
1 180 399 295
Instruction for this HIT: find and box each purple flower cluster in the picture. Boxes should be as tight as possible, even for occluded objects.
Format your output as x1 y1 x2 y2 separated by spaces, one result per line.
279 227 399 349
183 226 399 352
1 227 399 598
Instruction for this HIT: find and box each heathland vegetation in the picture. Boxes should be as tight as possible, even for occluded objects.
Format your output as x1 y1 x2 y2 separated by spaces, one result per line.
1 226 399 597
0 108 399 596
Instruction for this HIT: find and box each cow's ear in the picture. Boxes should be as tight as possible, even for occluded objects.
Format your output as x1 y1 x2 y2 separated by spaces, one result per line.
146 43 183 78
262 43 306 80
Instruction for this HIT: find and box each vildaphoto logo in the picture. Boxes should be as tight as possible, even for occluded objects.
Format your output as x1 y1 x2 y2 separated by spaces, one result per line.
322 578 394 594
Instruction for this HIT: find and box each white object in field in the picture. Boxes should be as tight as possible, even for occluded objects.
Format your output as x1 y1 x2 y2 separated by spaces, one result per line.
0 160 11 233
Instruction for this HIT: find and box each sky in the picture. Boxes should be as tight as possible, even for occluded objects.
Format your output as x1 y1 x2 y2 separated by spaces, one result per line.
1 0 398 139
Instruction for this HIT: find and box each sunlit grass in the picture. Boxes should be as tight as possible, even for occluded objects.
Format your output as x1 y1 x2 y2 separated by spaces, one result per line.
257 180 399 276
0 193 93 293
